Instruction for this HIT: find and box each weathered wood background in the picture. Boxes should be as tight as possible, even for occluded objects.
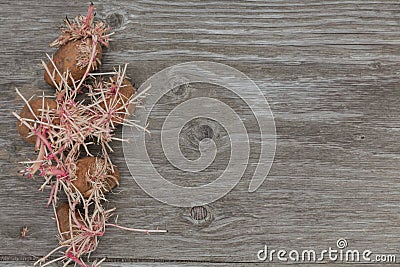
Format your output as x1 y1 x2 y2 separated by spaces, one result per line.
1 0 399 266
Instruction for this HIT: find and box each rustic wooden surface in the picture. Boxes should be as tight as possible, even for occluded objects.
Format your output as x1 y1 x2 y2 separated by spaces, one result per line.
1 0 400 266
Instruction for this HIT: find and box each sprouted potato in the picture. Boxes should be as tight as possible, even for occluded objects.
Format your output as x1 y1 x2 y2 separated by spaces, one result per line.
13 4 166 267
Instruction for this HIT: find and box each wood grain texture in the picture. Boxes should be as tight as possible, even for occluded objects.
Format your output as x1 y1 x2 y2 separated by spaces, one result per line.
0 262 237 267
0 0 399 266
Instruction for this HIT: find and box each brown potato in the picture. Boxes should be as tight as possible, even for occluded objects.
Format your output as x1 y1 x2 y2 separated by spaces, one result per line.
17 97 57 144
100 77 136 125
56 202 84 240
44 39 102 87
71 157 120 198
116 77 137 100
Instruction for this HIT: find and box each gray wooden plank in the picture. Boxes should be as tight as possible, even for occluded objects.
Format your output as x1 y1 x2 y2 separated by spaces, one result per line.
0 262 240 267
0 0 399 265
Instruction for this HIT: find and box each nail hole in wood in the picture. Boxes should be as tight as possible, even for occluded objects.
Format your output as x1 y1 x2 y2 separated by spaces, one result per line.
171 84 189 96
106 13 124 29
190 206 208 221
196 124 214 140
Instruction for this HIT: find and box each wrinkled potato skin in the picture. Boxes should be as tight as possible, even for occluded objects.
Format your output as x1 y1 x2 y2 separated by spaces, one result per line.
100 77 137 125
71 157 120 198
17 97 57 144
44 40 102 87
117 77 137 100
56 203 84 240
